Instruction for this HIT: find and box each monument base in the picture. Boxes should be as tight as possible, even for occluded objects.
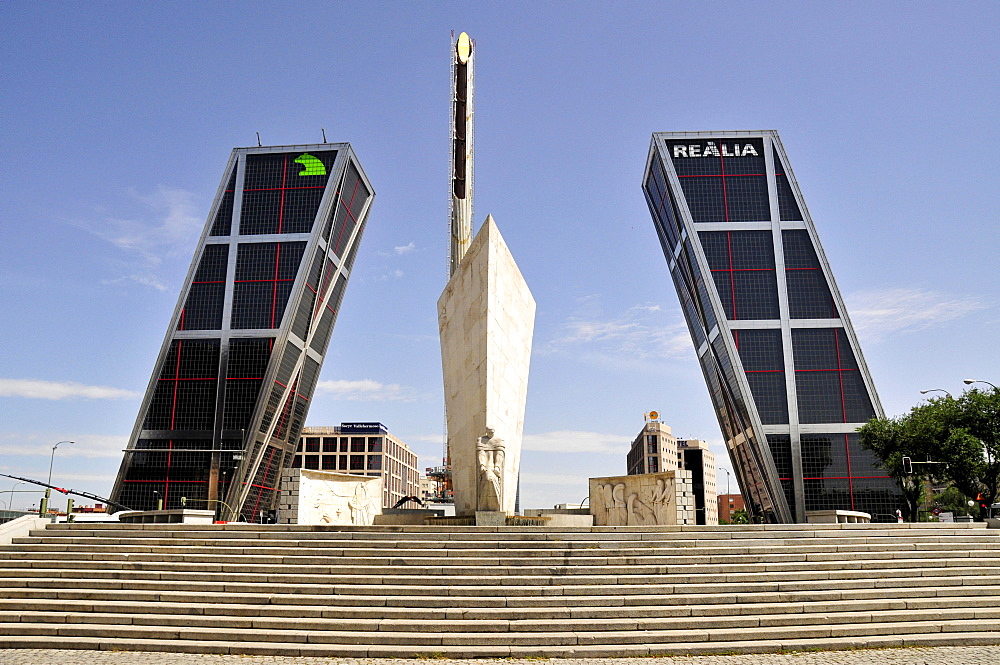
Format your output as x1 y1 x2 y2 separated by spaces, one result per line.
475 511 507 526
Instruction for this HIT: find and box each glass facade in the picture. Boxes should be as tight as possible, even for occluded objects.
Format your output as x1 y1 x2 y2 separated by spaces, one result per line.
643 131 900 522
111 144 374 520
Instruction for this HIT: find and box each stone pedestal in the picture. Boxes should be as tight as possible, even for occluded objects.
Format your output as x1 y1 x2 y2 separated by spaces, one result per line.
589 471 694 526
279 468 382 525
475 510 507 526
438 216 535 516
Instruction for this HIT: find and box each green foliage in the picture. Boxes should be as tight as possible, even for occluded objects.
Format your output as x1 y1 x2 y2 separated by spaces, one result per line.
728 509 750 524
859 387 1000 521
933 486 975 517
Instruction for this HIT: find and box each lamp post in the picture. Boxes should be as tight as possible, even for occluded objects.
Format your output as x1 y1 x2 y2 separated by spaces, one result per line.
721 468 731 496
964 379 999 391
40 440 74 520
920 389 953 398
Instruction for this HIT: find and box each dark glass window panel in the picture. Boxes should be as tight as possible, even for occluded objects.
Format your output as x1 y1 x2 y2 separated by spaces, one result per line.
792 328 860 370
351 437 366 452
339 455 347 470
179 245 230 331
171 380 218 430
795 370 846 423
232 242 305 329
292 455 301 468
773 148 803 221
323 437 337 452
310 274 346 354
767 435 793 479
732 329 783 371
677 177 725 223
281 187 326 234
369 438 383 452
734 329 787 425
644 156 682 250
367 455 382 470
670 266 706 347
669 139 768 222
241 151 336 236
239 190 282 235
804 478 851 512
227 338 272 378
231 282 276 329
304 455 319 470
841 370 876 422
222 378 262 431
328 164 370 256
180 283 225 331
700 231 774 270
193 244 230 283
745 372 789 424
210 169 237 236
782 230 838 319
305 437 320 453
350 455 365 470
801 434 848 478
724 175 770 222
322 455 336 470
244 151 336 191
731 270 779 320
786 270 838 319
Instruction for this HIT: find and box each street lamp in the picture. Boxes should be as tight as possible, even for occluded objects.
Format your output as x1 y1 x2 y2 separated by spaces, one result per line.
40 440 74 519
964 379 999 390
47 440 74 485
920 389 953 398
721 468 731 496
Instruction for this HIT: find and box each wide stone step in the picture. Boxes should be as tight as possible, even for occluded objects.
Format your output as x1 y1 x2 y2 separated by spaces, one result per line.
5 631 1000 658
0 563 995 588
4 604 1000 632
4 593 998 621
0 617 996 648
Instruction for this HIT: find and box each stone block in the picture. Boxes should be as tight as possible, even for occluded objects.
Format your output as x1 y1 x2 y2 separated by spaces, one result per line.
589 471 693 526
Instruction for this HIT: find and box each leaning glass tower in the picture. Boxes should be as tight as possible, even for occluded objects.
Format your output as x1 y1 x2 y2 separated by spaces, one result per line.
642 131 899 523
110 144 373 521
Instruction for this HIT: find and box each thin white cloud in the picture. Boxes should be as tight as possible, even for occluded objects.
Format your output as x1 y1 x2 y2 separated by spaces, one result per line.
0 432 128 459
378 269 405 281
75 186 203 289
0 379 139 401
520 471 591 486
315 379 418 402
394 242 416 255
522 430 628 455
544 301 691 361
847 288 989 341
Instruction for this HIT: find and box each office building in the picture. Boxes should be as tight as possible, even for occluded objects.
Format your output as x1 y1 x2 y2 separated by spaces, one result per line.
292 423 420 509
718 493 746 523
627 420 717 524
642 131 900 522
111 144 374 520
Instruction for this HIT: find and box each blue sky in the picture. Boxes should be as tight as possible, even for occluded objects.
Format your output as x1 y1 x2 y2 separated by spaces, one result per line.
2 2 997 511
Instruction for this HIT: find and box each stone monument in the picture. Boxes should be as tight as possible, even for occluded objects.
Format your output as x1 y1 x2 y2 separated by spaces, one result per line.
439 33 535 517
278 468 382 526
589 471 695 526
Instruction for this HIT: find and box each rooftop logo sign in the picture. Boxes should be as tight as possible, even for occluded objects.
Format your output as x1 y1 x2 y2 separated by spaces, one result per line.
672 142 759 158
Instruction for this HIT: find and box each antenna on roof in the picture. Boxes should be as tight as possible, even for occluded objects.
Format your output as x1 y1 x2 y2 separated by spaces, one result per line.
256 132 262 147
321 128 327 143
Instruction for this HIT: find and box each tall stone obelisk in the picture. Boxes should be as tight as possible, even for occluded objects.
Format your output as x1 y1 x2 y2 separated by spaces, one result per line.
439 33 535 517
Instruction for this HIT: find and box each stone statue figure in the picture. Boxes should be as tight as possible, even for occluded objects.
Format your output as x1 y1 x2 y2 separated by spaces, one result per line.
476 429 505 511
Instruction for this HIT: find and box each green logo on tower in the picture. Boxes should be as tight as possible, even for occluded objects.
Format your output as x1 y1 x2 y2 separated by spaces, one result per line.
295 153 326 176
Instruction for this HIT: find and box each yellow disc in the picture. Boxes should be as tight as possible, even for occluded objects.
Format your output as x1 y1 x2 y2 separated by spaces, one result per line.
649 411 659 420
456 32 472 64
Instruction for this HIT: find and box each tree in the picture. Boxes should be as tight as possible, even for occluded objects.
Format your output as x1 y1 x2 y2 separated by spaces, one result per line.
933 486 975 517
727 509 750 524
858 416 932 521
859 387 1000 521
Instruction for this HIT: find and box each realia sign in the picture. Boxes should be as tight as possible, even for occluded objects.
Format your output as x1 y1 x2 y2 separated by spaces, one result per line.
672 142 759 158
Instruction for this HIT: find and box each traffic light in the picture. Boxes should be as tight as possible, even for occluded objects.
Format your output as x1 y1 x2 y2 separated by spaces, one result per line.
902 456 913 474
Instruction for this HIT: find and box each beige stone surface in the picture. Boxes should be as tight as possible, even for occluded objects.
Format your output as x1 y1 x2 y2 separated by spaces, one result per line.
438 216 535 516
589 471 695 526
282 469 382 526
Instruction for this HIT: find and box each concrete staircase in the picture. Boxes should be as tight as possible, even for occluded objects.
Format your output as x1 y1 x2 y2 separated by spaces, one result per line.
1 522 1000 657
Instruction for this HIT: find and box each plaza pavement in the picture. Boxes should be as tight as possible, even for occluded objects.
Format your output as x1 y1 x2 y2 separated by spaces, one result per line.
2 647 1000 665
